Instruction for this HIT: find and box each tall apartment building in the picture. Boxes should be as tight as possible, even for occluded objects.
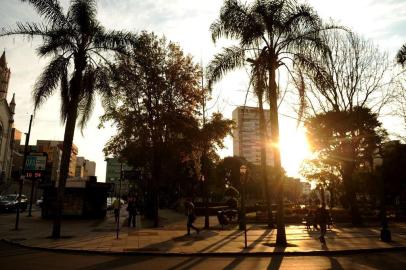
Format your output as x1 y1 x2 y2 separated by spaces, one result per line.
36 140 78 179
75 156 96 177
232 106 274 166
105 158 132 196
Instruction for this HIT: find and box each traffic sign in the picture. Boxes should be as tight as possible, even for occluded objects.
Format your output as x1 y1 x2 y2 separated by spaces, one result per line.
25 152 47 171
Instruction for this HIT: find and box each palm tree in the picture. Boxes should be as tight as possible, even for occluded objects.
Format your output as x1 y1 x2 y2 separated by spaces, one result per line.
397 43 406 67
1 0 137 238
210 0 328 246
207 46 274 228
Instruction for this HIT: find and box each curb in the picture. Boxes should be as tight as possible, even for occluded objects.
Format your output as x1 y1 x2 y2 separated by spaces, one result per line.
3 238 406 257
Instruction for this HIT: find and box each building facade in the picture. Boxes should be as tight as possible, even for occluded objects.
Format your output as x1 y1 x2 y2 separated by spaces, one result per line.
0 51 16 190
232 106 273 166
36 140 78 181
105 158 132 196
75 156 96 177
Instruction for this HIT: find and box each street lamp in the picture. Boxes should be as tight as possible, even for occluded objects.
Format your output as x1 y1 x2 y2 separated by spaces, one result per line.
239 165 248 248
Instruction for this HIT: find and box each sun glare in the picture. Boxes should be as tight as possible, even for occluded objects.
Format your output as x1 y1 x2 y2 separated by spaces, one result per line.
280 128 311 178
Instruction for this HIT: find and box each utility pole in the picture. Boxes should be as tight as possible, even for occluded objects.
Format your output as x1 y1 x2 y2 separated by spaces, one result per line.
200 62 210 229
15 114 33 230
116 162 123 240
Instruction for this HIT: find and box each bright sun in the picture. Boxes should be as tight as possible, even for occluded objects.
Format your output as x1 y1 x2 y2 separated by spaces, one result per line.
280 127 311 179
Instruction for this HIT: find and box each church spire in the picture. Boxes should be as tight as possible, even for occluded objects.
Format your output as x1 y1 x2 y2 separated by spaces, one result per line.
10 93 16 114
0 50 6 68
0 50 10 100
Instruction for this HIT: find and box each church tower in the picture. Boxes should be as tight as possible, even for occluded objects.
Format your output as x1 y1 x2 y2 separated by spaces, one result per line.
0 51 11 100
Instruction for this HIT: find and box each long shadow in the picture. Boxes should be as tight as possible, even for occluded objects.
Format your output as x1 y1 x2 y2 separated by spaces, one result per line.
327 257 345 270
165 230 243 270
220 229 274 270
165 229 273 270
77 255 154 270
264 246 286 270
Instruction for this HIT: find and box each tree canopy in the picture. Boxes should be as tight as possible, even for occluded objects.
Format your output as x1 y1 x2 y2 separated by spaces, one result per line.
101 32 233 225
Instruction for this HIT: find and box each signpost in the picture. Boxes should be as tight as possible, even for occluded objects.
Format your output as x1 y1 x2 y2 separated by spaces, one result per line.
25 152 47 217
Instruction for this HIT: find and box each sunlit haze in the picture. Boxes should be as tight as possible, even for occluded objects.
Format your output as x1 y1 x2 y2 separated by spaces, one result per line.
1 0 405 181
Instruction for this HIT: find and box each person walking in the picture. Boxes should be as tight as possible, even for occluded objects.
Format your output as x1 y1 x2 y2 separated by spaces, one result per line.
305 209 313 230
112 197 121 224
317 204 328 244
185 198 199 235
127 197 137 228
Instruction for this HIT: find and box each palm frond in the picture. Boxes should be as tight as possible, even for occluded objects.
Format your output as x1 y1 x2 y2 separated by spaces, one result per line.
206 45 246 89
60 63 70 122
92 29 138 54
21 0 68 27
210 0 254 43
68 0 97 34
76 66 96 130
283 3 321 33
33 55 69 110
36 29 76 57
0 22 49 39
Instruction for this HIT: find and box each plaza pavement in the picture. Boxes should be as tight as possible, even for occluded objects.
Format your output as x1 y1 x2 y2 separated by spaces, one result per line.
1 208 405 254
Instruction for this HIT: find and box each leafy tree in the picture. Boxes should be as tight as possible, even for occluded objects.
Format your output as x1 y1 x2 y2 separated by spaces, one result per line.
209 0 329 245
0 0 136 238
301 158 341 207
101 32 233 226
379 141 406 205
304 107 387 224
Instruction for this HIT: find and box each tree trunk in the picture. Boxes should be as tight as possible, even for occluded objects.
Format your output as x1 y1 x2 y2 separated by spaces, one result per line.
268 64 286 245
52 94 79 238
152 146 161 228
342 143 362 226
258 95 273 227
343 161 362 226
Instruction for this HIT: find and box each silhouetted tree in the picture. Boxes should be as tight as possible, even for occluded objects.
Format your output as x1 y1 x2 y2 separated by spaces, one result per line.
295 30 394 114
0 0 136 238
304 107 387 225
397 43 406 67
209 0 331 245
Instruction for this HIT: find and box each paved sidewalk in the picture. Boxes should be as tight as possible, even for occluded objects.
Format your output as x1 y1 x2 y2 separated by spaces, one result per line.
1 208 405 254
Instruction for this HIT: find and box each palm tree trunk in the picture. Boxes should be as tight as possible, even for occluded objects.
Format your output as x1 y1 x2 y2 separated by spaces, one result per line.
268 65 287 246
258 95 273 228
52 94 79 238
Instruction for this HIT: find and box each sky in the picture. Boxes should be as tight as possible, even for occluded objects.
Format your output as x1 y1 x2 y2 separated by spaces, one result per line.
0 0 405 181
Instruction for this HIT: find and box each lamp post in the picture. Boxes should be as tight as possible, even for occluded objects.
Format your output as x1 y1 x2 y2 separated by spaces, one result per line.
116 162 123 240
239 165 248 248
15 114 33 230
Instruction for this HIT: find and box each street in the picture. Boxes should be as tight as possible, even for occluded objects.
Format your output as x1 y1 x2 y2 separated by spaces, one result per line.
1 241 406 270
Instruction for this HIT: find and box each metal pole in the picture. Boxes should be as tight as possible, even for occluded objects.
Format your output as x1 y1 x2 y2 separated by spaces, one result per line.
15 115 33 230
243 173 247 248
116 162 123 240
380 173 391 242
27 179 35 217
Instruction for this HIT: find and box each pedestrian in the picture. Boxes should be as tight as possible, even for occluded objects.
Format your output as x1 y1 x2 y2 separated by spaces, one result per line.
317 204 328 244
184 198 199 235
327 209 333 229
127 197 137 228
305 210 313 230
112 197 121 224
313 209 319 230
